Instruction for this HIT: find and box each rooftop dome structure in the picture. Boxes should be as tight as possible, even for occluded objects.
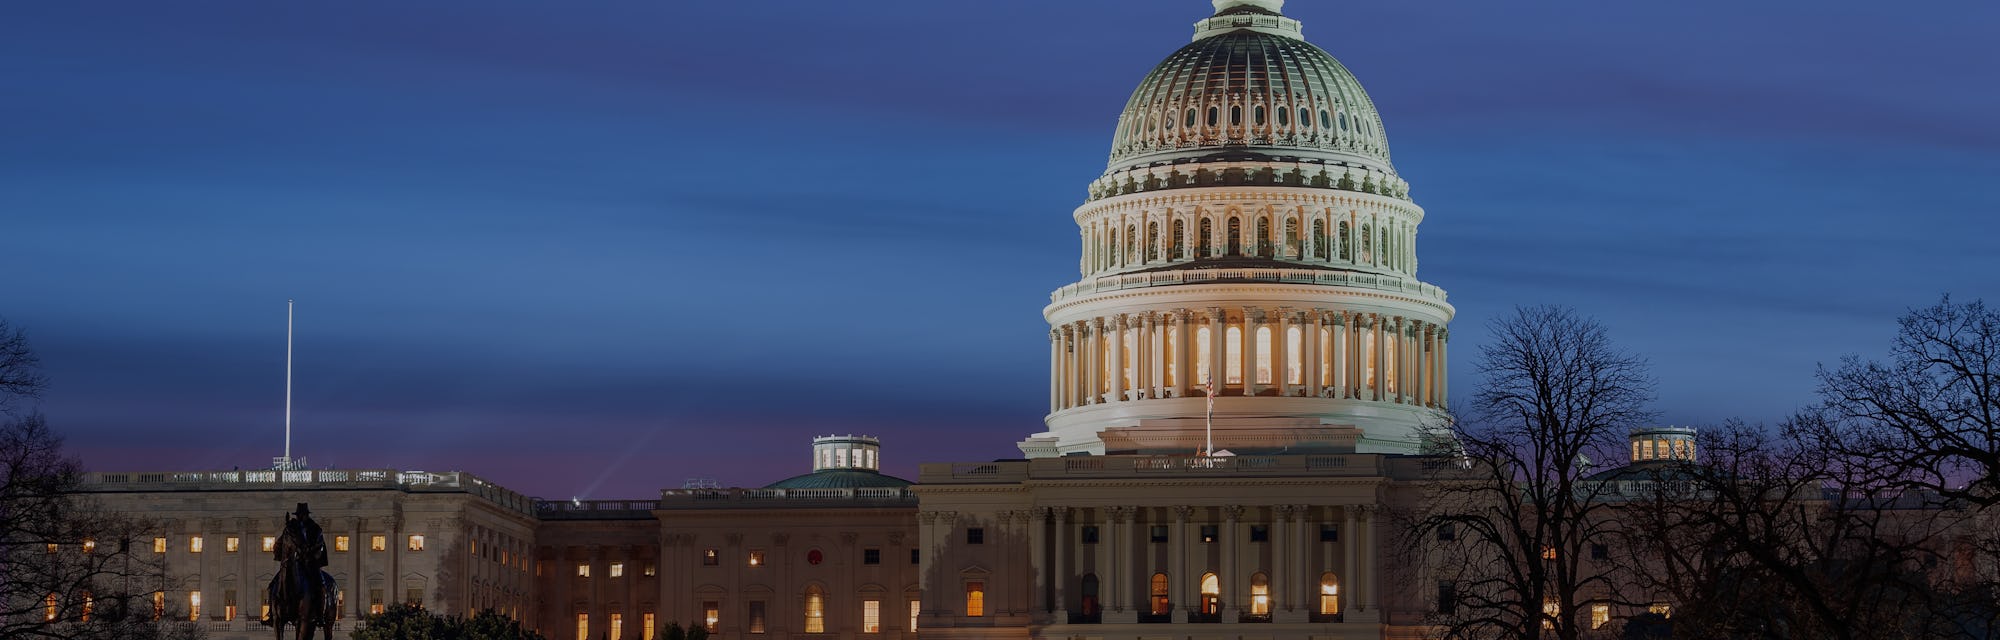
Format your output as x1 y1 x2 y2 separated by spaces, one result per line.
1092 0 1402 203
764 435 913 490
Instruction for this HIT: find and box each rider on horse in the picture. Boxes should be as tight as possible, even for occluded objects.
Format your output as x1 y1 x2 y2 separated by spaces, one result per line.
268 503 334 637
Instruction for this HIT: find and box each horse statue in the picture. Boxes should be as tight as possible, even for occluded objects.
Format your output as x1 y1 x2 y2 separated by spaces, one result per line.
267 503 337 640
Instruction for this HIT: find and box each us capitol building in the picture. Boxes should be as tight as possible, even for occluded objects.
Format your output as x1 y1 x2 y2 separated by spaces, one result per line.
85 2 1491 638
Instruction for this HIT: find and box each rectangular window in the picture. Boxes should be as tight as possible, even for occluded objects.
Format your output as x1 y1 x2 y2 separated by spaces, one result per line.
1590 543 1608 560
408 535 425 552
153 592 165 620
262 536 277 553
702 601 719 632
575 613 588 640
966 528 984 545
863 599 881 633
189 537 204 553
911 549 920 564
805 593 826 633
1542 546 1558 560
334 536 350 552
610 562 624 577
910 600 920 631
188 591 201 621
643 612 656 640
82 538 95 554
1200 525 1218 543
611 613 623 639
1320 524 1339 542
1081 526 1100 544
965 581 985 617
747 550 765 567
370 535 386 552
1150 525 1169 543
577 563 591 578
1650 603 1672 618
644 563 657 577
1250 525 1269 542
406 588 423 606
1591 604 1610 629
369 589 384 615
864 548 881 565
225 537 240 553
748 601 767 634
703 548 719 566
1437 523 1455 541
1436 583 1456 615
223 590 238 620
153 537 167 554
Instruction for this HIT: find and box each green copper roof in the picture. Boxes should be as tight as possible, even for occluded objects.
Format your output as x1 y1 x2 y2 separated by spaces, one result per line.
763 469 913 490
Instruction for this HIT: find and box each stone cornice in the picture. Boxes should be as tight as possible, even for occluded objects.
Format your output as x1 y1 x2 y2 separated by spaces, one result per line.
1077 186 1422 222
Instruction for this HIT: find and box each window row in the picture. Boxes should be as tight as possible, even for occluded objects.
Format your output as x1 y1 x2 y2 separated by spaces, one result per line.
573 561 657 578
1082 211 1415 277
147 534 421 554
136 587 411 622
698 546 915 567
1067 572 1341 623
599 591 919 638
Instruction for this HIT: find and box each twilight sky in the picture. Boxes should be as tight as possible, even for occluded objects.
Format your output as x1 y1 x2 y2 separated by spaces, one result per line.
3 1 1995 499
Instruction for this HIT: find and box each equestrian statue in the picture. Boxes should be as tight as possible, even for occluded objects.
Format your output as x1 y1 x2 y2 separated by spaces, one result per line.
266 503 337 640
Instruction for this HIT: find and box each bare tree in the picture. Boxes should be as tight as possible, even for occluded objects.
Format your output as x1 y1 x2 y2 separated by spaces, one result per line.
0 317 199 639
1407 306 1655 640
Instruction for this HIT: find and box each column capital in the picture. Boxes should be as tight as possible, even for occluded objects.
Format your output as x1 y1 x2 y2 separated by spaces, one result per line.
1329 311 1347 327
1246 307 1267 323
1171 505 1196 521
1114 314 1130 329
1274 504 1297 520
1222 504 1246 521
1207 307 1227 322
1107 506 1137 523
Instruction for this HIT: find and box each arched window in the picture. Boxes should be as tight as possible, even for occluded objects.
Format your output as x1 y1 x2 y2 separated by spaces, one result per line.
1170 219 1186 260
1199 218 1214 258
1284 218 1301 258
1207 107 1219 128
1199 573 1220 615
1319 573 1341 615
964 581 985 618
1080 574 1101 618
1362 331 1376 393
1226 217 1242 256
1255 217 1272 257
1146 222 1160 262
1301 107 1314 130
804 586 826 633
1125 225 1136 266
1338 112 1349 131
1360 224 1373 263
1254 326 1273 385
1250 573 1271 615
1164 328 1178 387
1384 333 1398 394
1229 106 1242 127
1186 109 1198 129
1253 105 1266 127
1320 110 1332 130
1276 106 1290 127
1338 221 1351 260
1312 220 1329 260
1320 325 1335 386
1287 325 1304 385
1225 326 1244 386
1150 573 1170 615
1123 330 1137 390
1195 326 1212 386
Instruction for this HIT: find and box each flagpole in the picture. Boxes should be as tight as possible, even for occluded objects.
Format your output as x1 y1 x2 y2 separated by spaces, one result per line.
1203 379 1214 457
283 299 293 466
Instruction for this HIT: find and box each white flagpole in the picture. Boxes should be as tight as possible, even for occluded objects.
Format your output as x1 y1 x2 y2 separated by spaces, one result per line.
284 299 294 465
1203 379 1215 457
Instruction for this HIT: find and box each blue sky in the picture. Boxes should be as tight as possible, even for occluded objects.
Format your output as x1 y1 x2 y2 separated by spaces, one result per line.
3 0 1995 498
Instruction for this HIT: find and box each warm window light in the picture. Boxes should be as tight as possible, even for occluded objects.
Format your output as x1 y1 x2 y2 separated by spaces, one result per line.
1650 603 1672 618
703 549 719 566
153 537 167 554
44 593 58 621
189 591 202 621
1199 573 1221 615
1150 573 1170 615
1250 574 1270 615
263 536 277 553
1319 573 1341 615
225 537 239 553
703 601 719 632
1591 604 1610 629
335 536 350 552
643 613 656 640
909 600 920 631
576 564 590 578
610 613 623 639
81 592 93 621
609 562 624 577
1542 546 1557 560
863 599 881 633
748 550 764 567
369 535 386 552
189 537 203 553
1543 599 1559 630
46 543 57 554
804 589 826 633
405 535 423 551
965 582 986 617
644 564 656 577
575 613 588 640
82 538 95 554
153 591 165 620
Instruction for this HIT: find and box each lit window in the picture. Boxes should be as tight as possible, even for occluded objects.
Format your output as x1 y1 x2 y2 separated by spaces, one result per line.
406 588 422 606
370 588 384 615
703 601 719 632
610 613 623 639
153 537 167 554
1650 603 1672 618
748 550 764 567
1542 546 1557 560
965 581 985 617
909 600 920 631
804 588 826 633
189 591 202 621
643 612 656 640
1150 573 1170 615
644 563 656 577
1250 573 1270 615
153 592 165 620
45 543 57 554
81 591 93 621
369 535 386 552
749 601 767 634
263 536 277 553
44 593 57 621
226 537 240 553
576 564 590 578
408 535 424 551
224 589 238 620
1591 604 1610 629
863 599 881 633
1320 572 1341 615
1543 598 1559 629
82 538 95 554
189 537 203 553
703 549 719 566
1199 573 1220 614
575 613 588 640
609 562 624 577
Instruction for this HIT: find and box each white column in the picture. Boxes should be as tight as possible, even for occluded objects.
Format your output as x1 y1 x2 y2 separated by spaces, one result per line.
1174 311 1192 397
1341 507 1356 614
1330 313 1348 399
1304 313 1322 398
1170 506 1191 623
1243 309 1264 396
1272 506 1290 615
1146 314 1165 399
1372 316 1388 402
1439 328 1450 406
1030 509 1050 620
1094 510 1112 619
1052 508 1069 620
1086 319 1103 405
1293 506 1312 617
1221 505 1244 618
1049 330 1061 413
1109 315 1127 403
1274 310 1292 397
1207 308 1227 395
1109 507 1134 622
